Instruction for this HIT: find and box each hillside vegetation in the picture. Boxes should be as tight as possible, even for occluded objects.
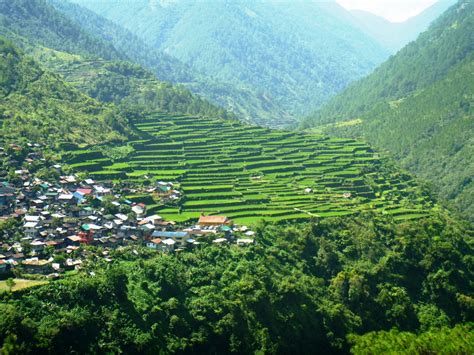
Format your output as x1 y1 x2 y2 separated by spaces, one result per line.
0 0 237 126
36 49 235 121
0 214 472 353
303 0 474 222
0 0 121 60
70 0 389 124
0 37 129 146
48 0 295 127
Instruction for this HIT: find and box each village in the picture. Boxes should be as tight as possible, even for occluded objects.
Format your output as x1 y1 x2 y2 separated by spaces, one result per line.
0 143 255 278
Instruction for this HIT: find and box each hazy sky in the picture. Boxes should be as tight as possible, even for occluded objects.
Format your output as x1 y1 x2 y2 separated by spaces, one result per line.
336 0 438 22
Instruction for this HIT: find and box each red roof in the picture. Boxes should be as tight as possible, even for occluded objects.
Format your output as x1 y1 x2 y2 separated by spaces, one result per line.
76 188 92 195
198 215 230 225
150 238 162 244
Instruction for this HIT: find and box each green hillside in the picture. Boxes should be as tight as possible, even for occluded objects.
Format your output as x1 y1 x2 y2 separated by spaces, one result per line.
0 0 239 124
70 0 388 123
67 112 433 225
47 0 300 127
303 0 474 222
35 49 236 121
0 0 121 60
0 37 129 146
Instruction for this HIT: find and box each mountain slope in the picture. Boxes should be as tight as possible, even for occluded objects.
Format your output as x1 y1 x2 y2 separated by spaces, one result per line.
49 0 295 127
0 0 121 60
70 0 389 120
303 0 474 221
0 0 239 124
0 37 129 146
350 0 458 52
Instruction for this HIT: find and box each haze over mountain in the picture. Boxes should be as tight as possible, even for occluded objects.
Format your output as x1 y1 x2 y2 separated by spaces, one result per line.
303 0 474 222
70 0 389 123
349 0 458 52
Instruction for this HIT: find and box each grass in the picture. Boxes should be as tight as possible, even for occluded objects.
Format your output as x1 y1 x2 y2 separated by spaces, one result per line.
0 279 48 293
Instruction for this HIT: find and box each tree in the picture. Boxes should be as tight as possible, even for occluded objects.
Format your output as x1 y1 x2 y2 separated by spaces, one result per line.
5 278 15 292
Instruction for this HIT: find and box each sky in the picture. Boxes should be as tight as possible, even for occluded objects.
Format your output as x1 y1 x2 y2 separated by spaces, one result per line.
335 0 438 22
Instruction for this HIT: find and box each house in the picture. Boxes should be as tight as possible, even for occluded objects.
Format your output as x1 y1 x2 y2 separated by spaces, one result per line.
65 236 82 247
151 231 188 247
64 259 82 270
0 184 15 213
146 238 165 250
24 221 39 237
30 240 46 253
212 238 228 245
22 259 52 274
10 253 25 262
58 194 75 204
45 240 63 250
161 238 176 251
131 203 146 217
198 215 232 226
115 213 128 222
24 215 41 223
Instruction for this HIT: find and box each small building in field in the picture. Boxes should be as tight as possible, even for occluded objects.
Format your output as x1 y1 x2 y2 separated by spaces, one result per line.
198 215 232 226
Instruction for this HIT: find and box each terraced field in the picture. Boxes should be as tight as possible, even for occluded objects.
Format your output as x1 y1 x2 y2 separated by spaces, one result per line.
67 113 432 224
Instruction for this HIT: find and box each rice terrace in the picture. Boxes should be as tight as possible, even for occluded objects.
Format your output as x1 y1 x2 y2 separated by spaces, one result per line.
67 112 432 224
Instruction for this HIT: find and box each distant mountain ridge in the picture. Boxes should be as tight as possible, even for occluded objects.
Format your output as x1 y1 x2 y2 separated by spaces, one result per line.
69 0 390 124
349 0 458 52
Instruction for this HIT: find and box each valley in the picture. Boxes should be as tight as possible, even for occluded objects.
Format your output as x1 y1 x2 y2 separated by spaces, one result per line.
0 0 472 354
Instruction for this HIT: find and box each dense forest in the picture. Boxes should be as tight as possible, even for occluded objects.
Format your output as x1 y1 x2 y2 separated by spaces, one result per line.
303 0 474 223
0 214 472 353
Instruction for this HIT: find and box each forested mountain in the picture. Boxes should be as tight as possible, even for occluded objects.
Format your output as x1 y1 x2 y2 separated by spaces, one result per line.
0 37 130 145
0 0 121 60
69 0 389 123
0 0 237 127
44 0 296 127
349 0 458 52
303 0 474 222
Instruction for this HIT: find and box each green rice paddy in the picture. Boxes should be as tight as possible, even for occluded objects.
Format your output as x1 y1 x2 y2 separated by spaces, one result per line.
68 112 432 224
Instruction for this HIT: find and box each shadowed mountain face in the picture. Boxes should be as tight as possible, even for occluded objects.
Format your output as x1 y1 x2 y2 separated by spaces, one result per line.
69 0 389 124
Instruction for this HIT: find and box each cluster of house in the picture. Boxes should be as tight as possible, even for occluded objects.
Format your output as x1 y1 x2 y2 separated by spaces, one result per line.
0 144 255 277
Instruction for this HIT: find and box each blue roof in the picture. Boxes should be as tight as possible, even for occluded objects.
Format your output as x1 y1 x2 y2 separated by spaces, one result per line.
152 231 187 238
